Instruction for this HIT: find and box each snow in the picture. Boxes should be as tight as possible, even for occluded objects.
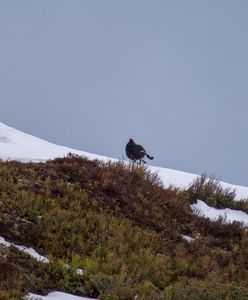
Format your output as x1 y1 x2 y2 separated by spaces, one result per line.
191 200 248 226
0 236 86 271
182 234 195 242
26 292 96 300
152 166 248 201
0 236 11 247
0 236 49 263
15 245 49 263
0 122 111 163
0 122 248 200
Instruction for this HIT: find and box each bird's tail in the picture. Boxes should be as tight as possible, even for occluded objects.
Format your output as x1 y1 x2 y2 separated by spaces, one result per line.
146 153 154 160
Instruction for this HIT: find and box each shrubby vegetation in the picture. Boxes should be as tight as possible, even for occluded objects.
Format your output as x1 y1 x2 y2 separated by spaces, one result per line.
0 155 248 299
188 173 248 214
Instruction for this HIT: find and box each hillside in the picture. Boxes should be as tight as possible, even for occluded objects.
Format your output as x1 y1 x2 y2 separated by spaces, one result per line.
1 122 248 200
1 123 248 299
1 156 248 299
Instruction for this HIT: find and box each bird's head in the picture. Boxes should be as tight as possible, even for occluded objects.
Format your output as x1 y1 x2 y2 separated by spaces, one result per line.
128 137 135 144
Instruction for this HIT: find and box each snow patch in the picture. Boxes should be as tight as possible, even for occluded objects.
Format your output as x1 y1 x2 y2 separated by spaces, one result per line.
25 292 96 300
0 236 49 263
191 200 248 226
15 245 49 263
182 234 195 242
0 236 11 247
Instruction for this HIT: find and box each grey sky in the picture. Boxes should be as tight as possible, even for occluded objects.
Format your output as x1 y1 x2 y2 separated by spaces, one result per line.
0 1 248 185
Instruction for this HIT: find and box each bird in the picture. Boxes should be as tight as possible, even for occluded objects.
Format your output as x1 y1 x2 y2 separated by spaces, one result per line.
125 138 154 164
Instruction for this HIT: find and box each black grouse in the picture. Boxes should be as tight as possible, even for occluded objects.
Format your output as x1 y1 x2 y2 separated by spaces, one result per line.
125 138 154 164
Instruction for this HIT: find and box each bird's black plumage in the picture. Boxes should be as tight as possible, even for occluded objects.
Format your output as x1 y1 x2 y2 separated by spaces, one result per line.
125 138 153 163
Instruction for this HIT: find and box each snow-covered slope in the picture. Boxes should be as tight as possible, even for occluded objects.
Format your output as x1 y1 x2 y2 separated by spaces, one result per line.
0 122 111 163
1 121 248 200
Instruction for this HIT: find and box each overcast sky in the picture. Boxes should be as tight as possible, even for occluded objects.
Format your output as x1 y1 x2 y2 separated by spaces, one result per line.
0 1 248 185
